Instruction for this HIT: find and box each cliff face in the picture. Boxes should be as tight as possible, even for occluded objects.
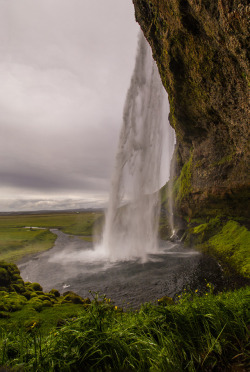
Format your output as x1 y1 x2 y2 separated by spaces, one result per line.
132 0 249 219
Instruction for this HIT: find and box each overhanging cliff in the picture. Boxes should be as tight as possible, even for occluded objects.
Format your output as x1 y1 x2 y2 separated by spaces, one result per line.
132 0 249 219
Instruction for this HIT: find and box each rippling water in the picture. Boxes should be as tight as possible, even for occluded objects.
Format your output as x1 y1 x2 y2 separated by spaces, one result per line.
18 229 231 307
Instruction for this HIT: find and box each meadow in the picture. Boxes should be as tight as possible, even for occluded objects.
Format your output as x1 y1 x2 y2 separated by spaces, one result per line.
0 211 103 263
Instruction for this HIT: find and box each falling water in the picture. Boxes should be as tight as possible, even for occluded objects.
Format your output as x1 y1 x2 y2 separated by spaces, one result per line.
168 151 177 236
100 32 175 261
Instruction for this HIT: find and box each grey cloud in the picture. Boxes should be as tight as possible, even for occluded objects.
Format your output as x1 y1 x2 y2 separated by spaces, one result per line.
0 0 139 211
0 198 106 212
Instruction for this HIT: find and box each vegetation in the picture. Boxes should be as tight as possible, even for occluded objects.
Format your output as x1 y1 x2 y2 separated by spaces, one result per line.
0 212 102 263
186 217 250 279
0 213 249 370
0 228 56 263
173 152 193 206
208 220 250 278
0 278 249 371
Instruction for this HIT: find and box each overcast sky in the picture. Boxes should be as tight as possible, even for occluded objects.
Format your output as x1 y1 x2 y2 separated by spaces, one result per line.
0 0 141 211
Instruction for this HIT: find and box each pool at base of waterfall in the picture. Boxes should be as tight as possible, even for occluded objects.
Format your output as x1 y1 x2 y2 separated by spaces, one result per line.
18 229 246 308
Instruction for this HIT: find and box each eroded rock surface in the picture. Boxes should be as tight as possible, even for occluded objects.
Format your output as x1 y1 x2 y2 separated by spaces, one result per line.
133 0 249 218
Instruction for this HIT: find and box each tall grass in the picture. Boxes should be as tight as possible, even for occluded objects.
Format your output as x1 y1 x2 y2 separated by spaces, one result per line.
1 287 249 371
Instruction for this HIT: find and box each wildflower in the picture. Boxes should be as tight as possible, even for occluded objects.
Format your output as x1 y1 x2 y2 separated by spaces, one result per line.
115 306 118 310
31 322 36 329
195 289 198 293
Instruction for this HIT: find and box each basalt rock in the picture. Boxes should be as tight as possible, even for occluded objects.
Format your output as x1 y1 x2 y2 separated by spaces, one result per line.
132 0 249 219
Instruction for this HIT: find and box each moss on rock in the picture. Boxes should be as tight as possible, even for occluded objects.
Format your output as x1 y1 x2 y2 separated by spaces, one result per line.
208 220 250 278
185 218 250 278
61 291 89 305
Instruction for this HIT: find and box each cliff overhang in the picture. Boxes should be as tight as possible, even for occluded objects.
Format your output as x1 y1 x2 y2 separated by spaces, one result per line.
132 0 249 220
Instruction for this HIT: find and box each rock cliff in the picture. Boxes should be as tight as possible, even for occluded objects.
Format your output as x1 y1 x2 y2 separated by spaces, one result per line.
132 0 249 220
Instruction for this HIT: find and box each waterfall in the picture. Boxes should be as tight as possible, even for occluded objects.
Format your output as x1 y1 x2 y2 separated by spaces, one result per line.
100 32 175 261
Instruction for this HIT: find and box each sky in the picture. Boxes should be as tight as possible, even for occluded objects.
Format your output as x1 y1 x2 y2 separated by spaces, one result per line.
0 0 140 211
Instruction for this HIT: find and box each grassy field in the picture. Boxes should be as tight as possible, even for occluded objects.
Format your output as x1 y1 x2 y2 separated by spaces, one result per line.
0 211 103 263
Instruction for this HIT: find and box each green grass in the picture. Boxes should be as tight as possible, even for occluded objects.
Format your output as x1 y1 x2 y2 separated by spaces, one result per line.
0 212 102 235
0 228 57 263
0 301 84 336
0 212 102 263
0 287 249 371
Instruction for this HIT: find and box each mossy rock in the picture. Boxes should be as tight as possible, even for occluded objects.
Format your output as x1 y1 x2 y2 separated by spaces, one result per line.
0 262 25 293
0 292 27 312
61 291 85 304
41 300 53 308
0 286 8 292
0 267 11 286
0 261 20 274
37 295 54 305
22 291 33 300
28 298 44 312
0 303 9 312
49 289 60 297
0 311 10 318
28 282 43 292
11 283 26 294
29 292 38 298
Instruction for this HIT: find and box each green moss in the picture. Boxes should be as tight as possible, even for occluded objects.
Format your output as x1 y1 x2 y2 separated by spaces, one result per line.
0 267 10 286
210 153 234 167
49 289 60 297
208 221 250 278
187 216 222 245
61 291 89 305
0 292 27 312
174 152 193 204
29 282 43 292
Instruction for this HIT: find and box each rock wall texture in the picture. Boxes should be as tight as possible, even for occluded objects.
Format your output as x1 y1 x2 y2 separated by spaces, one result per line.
132 0 249 219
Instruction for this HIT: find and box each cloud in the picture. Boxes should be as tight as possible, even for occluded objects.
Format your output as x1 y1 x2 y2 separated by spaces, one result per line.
0 1 139 211
0 197 107 212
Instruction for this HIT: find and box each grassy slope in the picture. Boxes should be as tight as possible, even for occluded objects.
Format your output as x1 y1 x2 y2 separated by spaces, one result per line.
0 287 249 371
0 212 102 263
208 221 250 278
188 217 250 279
